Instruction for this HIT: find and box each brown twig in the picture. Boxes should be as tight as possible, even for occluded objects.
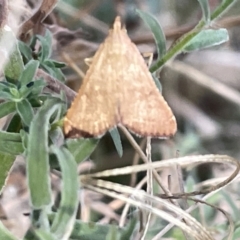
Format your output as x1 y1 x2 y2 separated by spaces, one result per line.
131 15 240 45
130 138 146 187
118 125 178 202
18 0 59 41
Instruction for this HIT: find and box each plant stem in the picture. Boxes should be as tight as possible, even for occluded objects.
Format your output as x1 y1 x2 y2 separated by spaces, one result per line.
150 0 237 73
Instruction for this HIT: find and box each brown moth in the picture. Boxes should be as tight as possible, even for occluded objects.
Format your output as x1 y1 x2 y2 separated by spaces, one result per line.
64 16 177 138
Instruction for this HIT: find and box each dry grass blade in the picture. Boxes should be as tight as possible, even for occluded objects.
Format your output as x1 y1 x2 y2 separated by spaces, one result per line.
154 195 234 240
130 138 146 187
196 174 240 190
82 154 240 198
141 137 152 240
156 171 240 239
61 51 85 78
82 179 214 240
190 197 234 240
56 1 109 34
81 154 239 238
119 125 177 200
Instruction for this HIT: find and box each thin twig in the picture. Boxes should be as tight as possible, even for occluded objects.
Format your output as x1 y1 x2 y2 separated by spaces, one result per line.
56 1 109 34
83 179 214 239
83 154 240 199
130 138 146 187
118 125 176 199
141 137 152 240
61 52 85 78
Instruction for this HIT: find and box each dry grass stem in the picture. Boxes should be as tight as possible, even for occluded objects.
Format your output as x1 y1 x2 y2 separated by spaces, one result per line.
61 51 85 78
83 154 240 198
82 179 214 240
56 1 109 34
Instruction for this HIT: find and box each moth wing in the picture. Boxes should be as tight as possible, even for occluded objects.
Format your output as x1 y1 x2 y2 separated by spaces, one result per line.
65 16 177 138
119 42 177 137
64 43 119 138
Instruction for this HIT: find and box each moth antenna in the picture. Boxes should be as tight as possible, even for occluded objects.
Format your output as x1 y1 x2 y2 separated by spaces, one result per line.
113 16 122 30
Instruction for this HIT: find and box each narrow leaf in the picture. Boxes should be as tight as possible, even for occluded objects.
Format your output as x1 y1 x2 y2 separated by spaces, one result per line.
0 152 15 194
50 67 66 82
32 78 47 89
50 146 78 240
0 221 18 240
18 85 34 99
41 63 65 82
136 9 166 59
66 217 135 240
0 91 15 101
9 88 20 99
1 26 24 81
149 0 237 72
44 60 66 68
183 28 229 52
34 229 56 240
109 128 123 157
18 40 32 61
120 218 138 240
0 101 16 118
0 82 11 92
198 0 210 23
106 226 120 240
65 138 99 164
19 59 39 86
0 82 18 100
68 219 113 240
0 141 23 155
16 99 34 126
49 127 64 146
0 131 21 142
20 129 28 150
37 30 52 62
27 99 62 208
19 79 46 99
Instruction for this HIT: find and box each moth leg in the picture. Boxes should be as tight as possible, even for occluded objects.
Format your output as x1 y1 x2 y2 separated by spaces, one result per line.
62 52 85 78
142 52 153 67
84 57 93 66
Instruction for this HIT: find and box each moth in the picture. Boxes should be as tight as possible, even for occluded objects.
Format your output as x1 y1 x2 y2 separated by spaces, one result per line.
64 16 177 138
